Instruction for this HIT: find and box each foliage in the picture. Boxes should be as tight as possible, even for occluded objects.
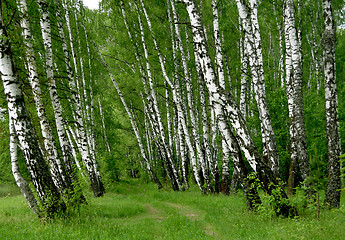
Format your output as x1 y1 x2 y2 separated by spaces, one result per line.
247 173 297 218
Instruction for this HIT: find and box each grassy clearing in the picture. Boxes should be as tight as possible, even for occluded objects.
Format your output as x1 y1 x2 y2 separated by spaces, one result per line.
0 180 344 239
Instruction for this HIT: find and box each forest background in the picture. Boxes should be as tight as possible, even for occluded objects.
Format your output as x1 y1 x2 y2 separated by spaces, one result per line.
1 0 345 225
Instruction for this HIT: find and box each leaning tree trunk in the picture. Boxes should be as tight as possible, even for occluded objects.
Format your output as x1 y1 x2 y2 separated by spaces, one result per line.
239 17 249 120
37 0 74 191
133 0 182 190
0 14 65 215
182 0 296 216
237 0 280 178
55 2 80 179
17 0 68 191
94 44 163 190
98 98 111 153
63 0 105 197
9 117 39 215
77 3 104 193
322 0 341 208
168 0 212 192
212 0 232 195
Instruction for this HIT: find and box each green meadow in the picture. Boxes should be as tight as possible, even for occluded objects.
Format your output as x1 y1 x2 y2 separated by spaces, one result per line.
0 180 344 240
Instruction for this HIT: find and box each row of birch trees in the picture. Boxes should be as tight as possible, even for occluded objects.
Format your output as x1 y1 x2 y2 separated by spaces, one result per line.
90 0 343 212
0 0 107 216
1 0 344 217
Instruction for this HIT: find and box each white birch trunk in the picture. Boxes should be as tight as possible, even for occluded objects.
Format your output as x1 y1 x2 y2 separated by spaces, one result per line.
98 98 111 152
17 0 69 191
135 0 183 190
63 0 104 196
284 0 310 183
168 0 211 192
239 18 248 119
0 19 63 212
66 127 88 182
94 44 163 189
212 0 233 194
38 0 74 190
322 0 341 208
237 0 280 177
181 0 292 203
9 117 39 215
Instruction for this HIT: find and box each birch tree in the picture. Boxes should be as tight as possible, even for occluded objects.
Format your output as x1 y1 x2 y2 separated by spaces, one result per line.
94 40 163 189
9 117 39 215
63 0 105 196
284 0 310 192
322 0 341 208
0 9 65 215
37 0 74 191
181 0 295 216
17 0 69 192
236 0 280 178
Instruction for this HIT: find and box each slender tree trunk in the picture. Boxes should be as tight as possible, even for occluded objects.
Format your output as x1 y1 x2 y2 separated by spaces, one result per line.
182 0 296 216
94 44 163 189
17 0 68 191
38 0 74 191
0 14 65 214
63 0 104 196
273 1 285 88
212 0 232 195
284 0 310 189
322 0 341 208
237 0 280 178
239 18 249 120
9 117 39 215
98 98 111 153
168 0 211 192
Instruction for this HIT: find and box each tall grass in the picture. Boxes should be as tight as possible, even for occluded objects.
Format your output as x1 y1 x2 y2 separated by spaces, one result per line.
0 180 344 239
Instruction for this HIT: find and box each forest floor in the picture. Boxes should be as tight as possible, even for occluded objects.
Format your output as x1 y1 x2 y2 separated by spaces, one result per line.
0 179 345 239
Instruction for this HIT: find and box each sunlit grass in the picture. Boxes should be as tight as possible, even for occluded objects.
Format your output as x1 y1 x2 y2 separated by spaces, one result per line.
0 180 344 239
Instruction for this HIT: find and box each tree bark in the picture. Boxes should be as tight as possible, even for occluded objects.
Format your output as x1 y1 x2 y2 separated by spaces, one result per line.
63 0 104 197
237 0 280 178
284 0 310 188
322 0 341 208
9 117 39 215
0 14 65 215
182 0 296 216
94 43 163 190
17 0 68 191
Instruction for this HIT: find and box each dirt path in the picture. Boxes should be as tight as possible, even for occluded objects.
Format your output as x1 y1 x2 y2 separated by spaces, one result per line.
163 201 220 238
145 204 164 222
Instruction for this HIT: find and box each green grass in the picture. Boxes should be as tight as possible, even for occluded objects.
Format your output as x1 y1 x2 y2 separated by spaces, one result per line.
0 183 20 198
0 180 345 239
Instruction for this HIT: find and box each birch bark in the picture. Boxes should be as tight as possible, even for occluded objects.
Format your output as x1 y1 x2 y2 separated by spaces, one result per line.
211 0 234 194
94 44 163 189
9 117 39 215
284 0 310 185
168 0 212 192
63 0 104 196
239 18 249 119
322 0 341 208
182 0 296 216
37 0 73 190
237 0 280 177
17 0 67 191
0 16 64 213
98 98 111 152
134 0 182 190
